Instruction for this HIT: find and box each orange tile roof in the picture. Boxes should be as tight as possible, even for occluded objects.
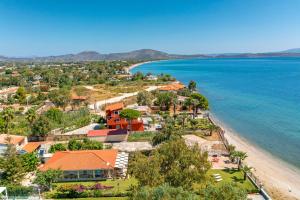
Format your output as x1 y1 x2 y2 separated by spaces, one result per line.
105 102 124 111
71 95 87 100
22 142 43 153
159 83 185 91
40 150 118 171
0 134 25 145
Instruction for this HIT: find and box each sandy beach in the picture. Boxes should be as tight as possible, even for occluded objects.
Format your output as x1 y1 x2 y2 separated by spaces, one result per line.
212 116 300 200
126 61 153 72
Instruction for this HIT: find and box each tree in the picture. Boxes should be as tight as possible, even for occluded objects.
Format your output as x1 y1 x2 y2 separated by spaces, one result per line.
129 152 164 187
20 152 39 172
0 138 25 184
188 80 197 92
2 107 14 134
48 88 71 111
231 151 248 170
120 108 141 132
176 112 189 129
15 87 27 103
31 116 51 137
241 165 252 180
152 118 182 146
25 108 37 126
155 92 173 110
203 183 247 200
34 169 62 191
45 108 63 124
68 139 82 150
190 93 209 111
49 143 67 153
0 117 5 133
131 139 211 189
170 94 178 116
137 91 152 106
129 184 198 200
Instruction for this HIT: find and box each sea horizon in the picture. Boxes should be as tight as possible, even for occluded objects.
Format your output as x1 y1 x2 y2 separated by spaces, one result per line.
132 57 300 169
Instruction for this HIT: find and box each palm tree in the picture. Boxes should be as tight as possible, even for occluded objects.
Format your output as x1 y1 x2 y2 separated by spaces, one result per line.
25 108 37 126
241 165 252 180
171 94 178 116
191 98 199 119
231 151 248 170
2 108 14 134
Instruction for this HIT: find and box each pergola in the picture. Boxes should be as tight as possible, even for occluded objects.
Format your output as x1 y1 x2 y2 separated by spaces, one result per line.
0 187 8 200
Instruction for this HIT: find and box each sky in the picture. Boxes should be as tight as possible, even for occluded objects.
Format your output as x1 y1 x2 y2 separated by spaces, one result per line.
0 0 300 57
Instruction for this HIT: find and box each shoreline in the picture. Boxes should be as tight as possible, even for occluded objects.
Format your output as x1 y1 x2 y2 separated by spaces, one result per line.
131 61 300 200
210 114 300 200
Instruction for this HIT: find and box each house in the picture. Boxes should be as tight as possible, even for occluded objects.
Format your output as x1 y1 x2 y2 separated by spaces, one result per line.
39 150 129 181
144 74 158 81
159 82 185 92
0 87 18 100
0 134 28 154
87 129 128 143
105 102 144 131
21 142 44 154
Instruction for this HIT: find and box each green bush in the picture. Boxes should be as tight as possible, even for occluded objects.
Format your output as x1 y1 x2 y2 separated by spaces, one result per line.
6 185 34 197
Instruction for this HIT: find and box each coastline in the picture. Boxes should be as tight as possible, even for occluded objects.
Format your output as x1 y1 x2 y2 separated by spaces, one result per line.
131 61 300 200
211 114 300 200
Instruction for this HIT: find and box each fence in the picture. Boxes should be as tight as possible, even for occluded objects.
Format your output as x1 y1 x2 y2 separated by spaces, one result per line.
208 113 272 200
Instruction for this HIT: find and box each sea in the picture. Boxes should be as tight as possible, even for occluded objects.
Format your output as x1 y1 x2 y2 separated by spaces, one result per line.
132 57 300 169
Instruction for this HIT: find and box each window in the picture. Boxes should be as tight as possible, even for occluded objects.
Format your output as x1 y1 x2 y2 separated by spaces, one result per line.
114 111 119 115
79 170 94 179
95 170 104 178
115 118 120 122
64 171 78 179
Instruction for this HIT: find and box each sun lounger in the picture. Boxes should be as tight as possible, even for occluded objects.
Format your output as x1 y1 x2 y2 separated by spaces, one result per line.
213 174 221 177
214 175 222 179
215 178 223 182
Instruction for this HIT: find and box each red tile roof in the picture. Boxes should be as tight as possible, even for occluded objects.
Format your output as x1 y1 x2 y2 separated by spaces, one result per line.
105 102 124 111
71 95 87 100
22 142 43 153
40 150 118 171
87 129 128 137
0 134 25 145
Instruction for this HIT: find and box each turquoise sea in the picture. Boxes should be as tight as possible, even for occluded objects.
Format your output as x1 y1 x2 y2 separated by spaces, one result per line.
132 58 300 169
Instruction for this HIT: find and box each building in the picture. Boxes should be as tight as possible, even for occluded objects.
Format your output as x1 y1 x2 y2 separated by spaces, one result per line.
144 74 158 81
0 134 28 154
0 87 18 100
105 102 144 131
39 150 129 181
21 142 44 154
87 129 128 143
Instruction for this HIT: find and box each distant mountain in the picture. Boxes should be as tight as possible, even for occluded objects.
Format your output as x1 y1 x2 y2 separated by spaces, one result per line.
279 48 300 53
1 48 300 62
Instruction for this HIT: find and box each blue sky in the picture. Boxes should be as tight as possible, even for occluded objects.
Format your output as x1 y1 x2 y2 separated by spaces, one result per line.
0 0 300 56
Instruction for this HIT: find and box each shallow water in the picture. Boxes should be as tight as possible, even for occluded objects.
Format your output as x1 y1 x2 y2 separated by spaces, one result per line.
132 57 300 168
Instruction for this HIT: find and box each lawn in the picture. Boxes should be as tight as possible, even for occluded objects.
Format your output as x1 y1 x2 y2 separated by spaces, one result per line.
127 131 156 142
52 178 137 196
206 169 259 193
57 197 127 200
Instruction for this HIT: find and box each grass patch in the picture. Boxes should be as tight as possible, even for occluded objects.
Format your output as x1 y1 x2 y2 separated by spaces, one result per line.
57 198 127 200
52 178 137 196
206 169 259 193
127 131 157 142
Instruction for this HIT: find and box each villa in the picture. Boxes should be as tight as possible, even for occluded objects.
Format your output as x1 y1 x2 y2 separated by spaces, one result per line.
106 102 144 131
40 149 129 181
0 134 28 155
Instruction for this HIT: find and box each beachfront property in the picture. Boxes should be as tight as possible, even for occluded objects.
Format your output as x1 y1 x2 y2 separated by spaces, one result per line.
0 134 28 154
106 102 144 131
87 129 128 143
40 149 129 181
